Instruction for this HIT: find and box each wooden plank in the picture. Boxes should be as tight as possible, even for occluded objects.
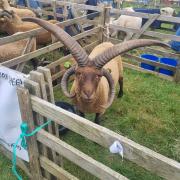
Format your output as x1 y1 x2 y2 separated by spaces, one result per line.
51 0 57 20
70 5 85 33
109 24 140 34
123 54 176 72
30 71 48 101
38 130 128 180
2 27 100 68
24 79 51 179
37 0 103 12
109 24 180 42
36 67 64 166
144 48 180 60
103 6 112 42
123 62 174 81
17 87 42 179
144 31 180 42
29 71 58 165
98 5 105 43
174 63 180 83
46 54 72 69
31 96 180 180
40 156 79 180
24 0 30 8
37 67 55 104
109 37 123 44
0 144 31 178
16 37 36 72
52 70 65 81
0 13 99 45
46 40 100 77
132 14 160 39
110 8 180 24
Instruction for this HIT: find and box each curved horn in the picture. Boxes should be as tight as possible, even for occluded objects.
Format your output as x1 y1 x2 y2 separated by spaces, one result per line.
102 69 115 108
22 17 89 67
0 10 12 18
93 39 170 69
61 66 76 98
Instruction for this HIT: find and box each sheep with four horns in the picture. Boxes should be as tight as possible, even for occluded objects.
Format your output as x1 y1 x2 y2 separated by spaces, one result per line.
22 17 169 123
0 10 58 45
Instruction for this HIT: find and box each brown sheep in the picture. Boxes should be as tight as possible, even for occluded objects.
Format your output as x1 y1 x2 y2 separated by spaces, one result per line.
0 10 58 45
0 32 37 69
22 17 169 124
0 0 36 17
0 0 36 33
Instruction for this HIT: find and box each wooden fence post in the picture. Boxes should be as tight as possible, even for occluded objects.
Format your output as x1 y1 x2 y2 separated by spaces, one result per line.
174 60 180 83
52 0 57 20
24 79 52 179
24 0 30 8
104 6 111 42
132 14 160 40
16 37 36 72
99 4 105 43
17 87 42 180
100 5 111 42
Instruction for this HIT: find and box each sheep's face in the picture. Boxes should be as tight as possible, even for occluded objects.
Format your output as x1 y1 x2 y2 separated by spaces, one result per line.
75 66 102 102
160 7 175 16
0 10 14 23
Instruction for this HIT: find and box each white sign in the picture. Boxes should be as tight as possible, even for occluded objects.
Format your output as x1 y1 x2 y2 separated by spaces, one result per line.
0 66 29 161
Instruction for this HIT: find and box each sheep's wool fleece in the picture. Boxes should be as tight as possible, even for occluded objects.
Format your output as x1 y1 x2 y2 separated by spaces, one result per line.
71 42 123 114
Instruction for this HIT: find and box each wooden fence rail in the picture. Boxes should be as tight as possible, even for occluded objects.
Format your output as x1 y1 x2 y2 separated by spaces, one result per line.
1 1 180 82
4 61 176 179
1 27 100 68
29 94 180 180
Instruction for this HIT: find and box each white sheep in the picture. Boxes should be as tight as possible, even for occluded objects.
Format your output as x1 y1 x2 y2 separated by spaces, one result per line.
160 7 175 16
110 7 142 40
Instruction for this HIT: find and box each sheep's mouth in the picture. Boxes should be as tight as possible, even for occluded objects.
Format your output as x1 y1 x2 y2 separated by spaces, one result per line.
82 98 94 103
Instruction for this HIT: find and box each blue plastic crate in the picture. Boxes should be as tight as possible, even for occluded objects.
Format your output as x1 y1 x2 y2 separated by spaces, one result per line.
159 58 177 76
140 54 159 71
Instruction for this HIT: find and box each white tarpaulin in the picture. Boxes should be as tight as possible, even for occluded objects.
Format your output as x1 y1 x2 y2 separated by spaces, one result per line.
0 66 29 161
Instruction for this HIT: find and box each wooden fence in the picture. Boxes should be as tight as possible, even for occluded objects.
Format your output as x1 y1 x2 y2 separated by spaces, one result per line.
108 7 180 82
0 1 180 83
13 66 180 180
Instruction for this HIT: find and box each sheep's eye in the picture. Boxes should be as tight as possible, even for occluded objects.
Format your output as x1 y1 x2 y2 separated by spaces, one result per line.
76 72 83 79
95 75 100 81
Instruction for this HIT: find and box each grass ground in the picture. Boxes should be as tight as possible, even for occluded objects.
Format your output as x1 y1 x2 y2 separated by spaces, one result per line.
1 68 179 180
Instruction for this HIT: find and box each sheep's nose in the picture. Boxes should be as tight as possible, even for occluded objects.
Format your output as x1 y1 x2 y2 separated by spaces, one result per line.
83 91 93 99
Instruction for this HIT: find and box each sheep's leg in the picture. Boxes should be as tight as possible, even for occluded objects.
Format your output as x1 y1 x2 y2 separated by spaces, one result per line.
95 113 101 124
79 111 85 118
118 77 123 98
30 58 39 69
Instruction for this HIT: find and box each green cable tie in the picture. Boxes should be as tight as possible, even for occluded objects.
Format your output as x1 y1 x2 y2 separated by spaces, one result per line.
64 61 72 69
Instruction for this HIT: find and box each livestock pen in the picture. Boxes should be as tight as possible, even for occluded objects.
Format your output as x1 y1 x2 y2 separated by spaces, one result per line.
0 1 180 180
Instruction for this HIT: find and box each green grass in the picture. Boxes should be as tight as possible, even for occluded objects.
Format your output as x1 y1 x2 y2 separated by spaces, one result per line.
54 68 179 179
0 68 180 179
